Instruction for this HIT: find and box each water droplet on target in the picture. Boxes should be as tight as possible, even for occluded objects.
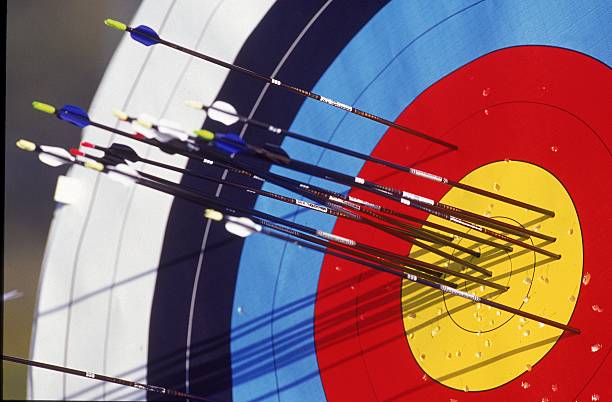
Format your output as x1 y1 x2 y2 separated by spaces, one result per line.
551 145 559 152
493 183 501 192
407 312 416 319
592 394 600 401
521 381 531 389
542 397 550 402
484 109 490 115
523 330 531 337
552 384 558 392
568 227 574 235
569 295 576 302
463 385 470 392
335 266 342 271
237 306 244 315
485 339 492 347
482 88 490 96
456 350 462 358
592 305 604 313
408 333 414 340
591 343 602 353
475 351 482 359
526 364 533 371
523 277 532 285
419 353 426 361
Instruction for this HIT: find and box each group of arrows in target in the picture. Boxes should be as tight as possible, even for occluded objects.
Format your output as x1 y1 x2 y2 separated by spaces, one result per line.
4 18 580 401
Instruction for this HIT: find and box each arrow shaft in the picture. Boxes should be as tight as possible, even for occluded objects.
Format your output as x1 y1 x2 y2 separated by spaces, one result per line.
3 355 214 401
125 26 457 150
222 215 579 334
142 170 502 287
208 103 554 216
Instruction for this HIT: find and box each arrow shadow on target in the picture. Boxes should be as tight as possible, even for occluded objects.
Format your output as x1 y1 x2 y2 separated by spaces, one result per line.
60 227 561 401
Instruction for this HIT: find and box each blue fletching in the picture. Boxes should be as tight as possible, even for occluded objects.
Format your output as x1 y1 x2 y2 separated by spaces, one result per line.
130 25 160 46
213 133 246 154
216 133 246 146
214 140 243 155
57 105 90 128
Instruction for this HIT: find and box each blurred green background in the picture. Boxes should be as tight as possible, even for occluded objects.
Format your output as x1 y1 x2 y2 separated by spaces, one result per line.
4 1 141 399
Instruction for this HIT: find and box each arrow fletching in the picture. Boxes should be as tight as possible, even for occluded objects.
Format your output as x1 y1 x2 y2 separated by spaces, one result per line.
214 133 246 154
225 216 261 238
57 105 90 128
208 101 240 126
38 145 74 167
108 143 141 162
130 25 160 46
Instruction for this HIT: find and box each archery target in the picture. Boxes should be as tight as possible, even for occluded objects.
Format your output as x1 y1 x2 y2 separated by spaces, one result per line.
28 1 610 401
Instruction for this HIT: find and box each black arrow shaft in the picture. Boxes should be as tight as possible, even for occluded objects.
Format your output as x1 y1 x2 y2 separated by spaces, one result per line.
126 25 457 150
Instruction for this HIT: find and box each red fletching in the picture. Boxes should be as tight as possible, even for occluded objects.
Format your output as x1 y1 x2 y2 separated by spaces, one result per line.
69 148 84 157
80 141 95 148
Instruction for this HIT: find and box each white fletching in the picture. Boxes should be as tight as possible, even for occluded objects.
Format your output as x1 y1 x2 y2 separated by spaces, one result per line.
38 146 74 167
208 101 240 126
156 125 190 142
225 216 261 238
107 163 139 186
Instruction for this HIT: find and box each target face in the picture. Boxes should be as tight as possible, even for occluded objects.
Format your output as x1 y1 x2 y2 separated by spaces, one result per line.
316 45 610 401
29 1 611 401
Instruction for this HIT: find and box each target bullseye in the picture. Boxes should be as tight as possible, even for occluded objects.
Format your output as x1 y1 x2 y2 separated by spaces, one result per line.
403 160 582 391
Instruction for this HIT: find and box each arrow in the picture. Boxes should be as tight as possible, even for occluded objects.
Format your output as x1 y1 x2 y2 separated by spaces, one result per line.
194 127 560 255
114 108 197 143
3 354 216 401
29 140 452 284
75 144 495 278
207 209 580 334
104 18 458 150
79 142 486 262
32 101 556 259
188 99 555 217
16 141 579 333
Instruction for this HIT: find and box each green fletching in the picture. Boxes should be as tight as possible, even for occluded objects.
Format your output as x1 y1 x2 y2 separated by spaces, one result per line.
104 19 127 31
194 129 215 141
32 101 56 114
